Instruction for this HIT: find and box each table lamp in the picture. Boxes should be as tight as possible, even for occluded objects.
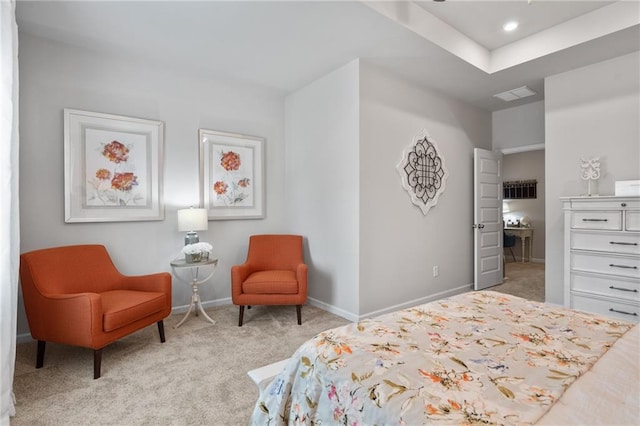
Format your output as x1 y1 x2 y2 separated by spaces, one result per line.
178 207 208 245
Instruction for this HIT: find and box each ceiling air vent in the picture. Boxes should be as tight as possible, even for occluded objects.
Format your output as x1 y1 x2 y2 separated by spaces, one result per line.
493 86 536 102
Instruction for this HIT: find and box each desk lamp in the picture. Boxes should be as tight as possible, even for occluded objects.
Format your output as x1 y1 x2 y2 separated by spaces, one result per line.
178 207 208 245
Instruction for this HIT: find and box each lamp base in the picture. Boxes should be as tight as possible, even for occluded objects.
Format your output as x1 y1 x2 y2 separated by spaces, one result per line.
184 232 199 246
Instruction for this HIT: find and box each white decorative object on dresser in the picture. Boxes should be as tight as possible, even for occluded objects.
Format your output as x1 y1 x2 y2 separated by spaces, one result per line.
562 196 639 323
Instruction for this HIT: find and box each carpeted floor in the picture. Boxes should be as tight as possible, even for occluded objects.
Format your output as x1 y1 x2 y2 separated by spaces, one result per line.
490 261 545 302
11 304 350 425
11 263 544 425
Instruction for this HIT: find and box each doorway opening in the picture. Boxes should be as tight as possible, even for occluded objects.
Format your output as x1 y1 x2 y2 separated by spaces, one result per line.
498 147 545 301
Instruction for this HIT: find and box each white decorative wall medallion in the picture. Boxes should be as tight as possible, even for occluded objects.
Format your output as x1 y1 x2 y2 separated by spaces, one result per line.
396 129 448 215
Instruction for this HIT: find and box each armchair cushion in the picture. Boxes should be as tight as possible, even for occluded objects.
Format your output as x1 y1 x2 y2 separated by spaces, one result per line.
242 271 298 295
101 290 167 333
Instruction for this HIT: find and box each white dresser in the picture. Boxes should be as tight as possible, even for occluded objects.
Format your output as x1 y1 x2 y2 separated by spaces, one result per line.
562 196 640 323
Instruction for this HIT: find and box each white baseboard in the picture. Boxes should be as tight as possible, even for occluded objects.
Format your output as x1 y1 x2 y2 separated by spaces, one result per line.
359 284 472 320
170 296 232 315
309 284 473 322
307 297 359 322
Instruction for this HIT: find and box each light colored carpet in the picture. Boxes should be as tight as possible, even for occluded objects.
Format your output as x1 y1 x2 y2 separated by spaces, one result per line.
11 304 350 425
490 261 545 302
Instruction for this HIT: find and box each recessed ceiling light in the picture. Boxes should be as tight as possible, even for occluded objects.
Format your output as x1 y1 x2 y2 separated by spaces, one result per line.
503 21 519 32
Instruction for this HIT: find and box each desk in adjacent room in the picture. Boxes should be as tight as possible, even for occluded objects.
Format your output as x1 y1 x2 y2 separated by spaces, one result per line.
504 227 533 262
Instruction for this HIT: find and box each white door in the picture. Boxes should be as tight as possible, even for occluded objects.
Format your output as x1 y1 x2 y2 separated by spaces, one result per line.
474 148 503 290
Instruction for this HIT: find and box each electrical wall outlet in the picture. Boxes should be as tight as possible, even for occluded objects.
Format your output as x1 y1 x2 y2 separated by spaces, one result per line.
433 266 439 277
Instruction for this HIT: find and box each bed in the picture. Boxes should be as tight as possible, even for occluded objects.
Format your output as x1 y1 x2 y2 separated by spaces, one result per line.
250 291 639 425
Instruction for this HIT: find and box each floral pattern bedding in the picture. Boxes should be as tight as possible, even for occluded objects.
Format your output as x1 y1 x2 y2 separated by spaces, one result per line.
251 291 634 425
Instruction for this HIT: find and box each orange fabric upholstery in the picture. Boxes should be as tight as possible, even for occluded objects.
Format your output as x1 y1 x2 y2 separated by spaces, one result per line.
231 235 307 326
19 244 172 378
101 290 167 333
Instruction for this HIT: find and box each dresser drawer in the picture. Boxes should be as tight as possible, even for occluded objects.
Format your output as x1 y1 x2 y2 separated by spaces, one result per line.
571 211 622 230
571 272 640 302
627 211 640 232
571 252 640 279
570 293 639 323
571 231 640 255
569 198 640 210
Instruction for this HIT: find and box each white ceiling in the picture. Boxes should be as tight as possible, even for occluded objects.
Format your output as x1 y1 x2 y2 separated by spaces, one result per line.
15 0 640 112
415 0 615 50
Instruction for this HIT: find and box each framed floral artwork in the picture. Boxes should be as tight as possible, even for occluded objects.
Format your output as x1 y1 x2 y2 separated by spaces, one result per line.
64 109 164 222
199 129 264 220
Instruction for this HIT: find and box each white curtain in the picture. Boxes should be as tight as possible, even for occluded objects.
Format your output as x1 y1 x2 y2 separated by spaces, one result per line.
0 0 19 424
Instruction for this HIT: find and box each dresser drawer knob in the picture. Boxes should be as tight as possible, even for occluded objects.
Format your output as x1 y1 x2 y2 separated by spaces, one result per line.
610 241 639 246
609 264 638 269
609 285 639 293
621 203 627 207
609 308 638 316
582 218 608 222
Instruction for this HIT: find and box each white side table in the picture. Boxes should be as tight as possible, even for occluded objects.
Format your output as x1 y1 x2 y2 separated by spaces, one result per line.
170 257 218 328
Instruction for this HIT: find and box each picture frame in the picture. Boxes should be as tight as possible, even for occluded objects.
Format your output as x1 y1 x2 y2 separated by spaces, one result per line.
64 109 164 222
199 129 264 220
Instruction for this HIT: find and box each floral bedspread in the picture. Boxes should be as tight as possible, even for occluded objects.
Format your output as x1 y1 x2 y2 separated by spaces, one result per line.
251 291 633 425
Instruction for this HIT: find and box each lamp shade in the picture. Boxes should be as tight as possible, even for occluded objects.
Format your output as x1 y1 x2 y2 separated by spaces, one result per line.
177 208 208 232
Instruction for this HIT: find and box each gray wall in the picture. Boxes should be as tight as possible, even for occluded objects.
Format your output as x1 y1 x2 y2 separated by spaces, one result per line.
359 62 492 316
492 101 544 152
545 51 640 305
285 60 491 319
284 60 361 318
18 33 288 337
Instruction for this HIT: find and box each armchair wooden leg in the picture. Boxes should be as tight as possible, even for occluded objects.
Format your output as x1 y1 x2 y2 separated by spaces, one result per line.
36 340 46 369
157 320 166 343
238 306 245 327
93 348 103 379
296 305 302 325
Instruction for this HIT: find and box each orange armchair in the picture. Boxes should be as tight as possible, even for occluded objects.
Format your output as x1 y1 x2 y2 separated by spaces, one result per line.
19 244 172 379
231 234 307 326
